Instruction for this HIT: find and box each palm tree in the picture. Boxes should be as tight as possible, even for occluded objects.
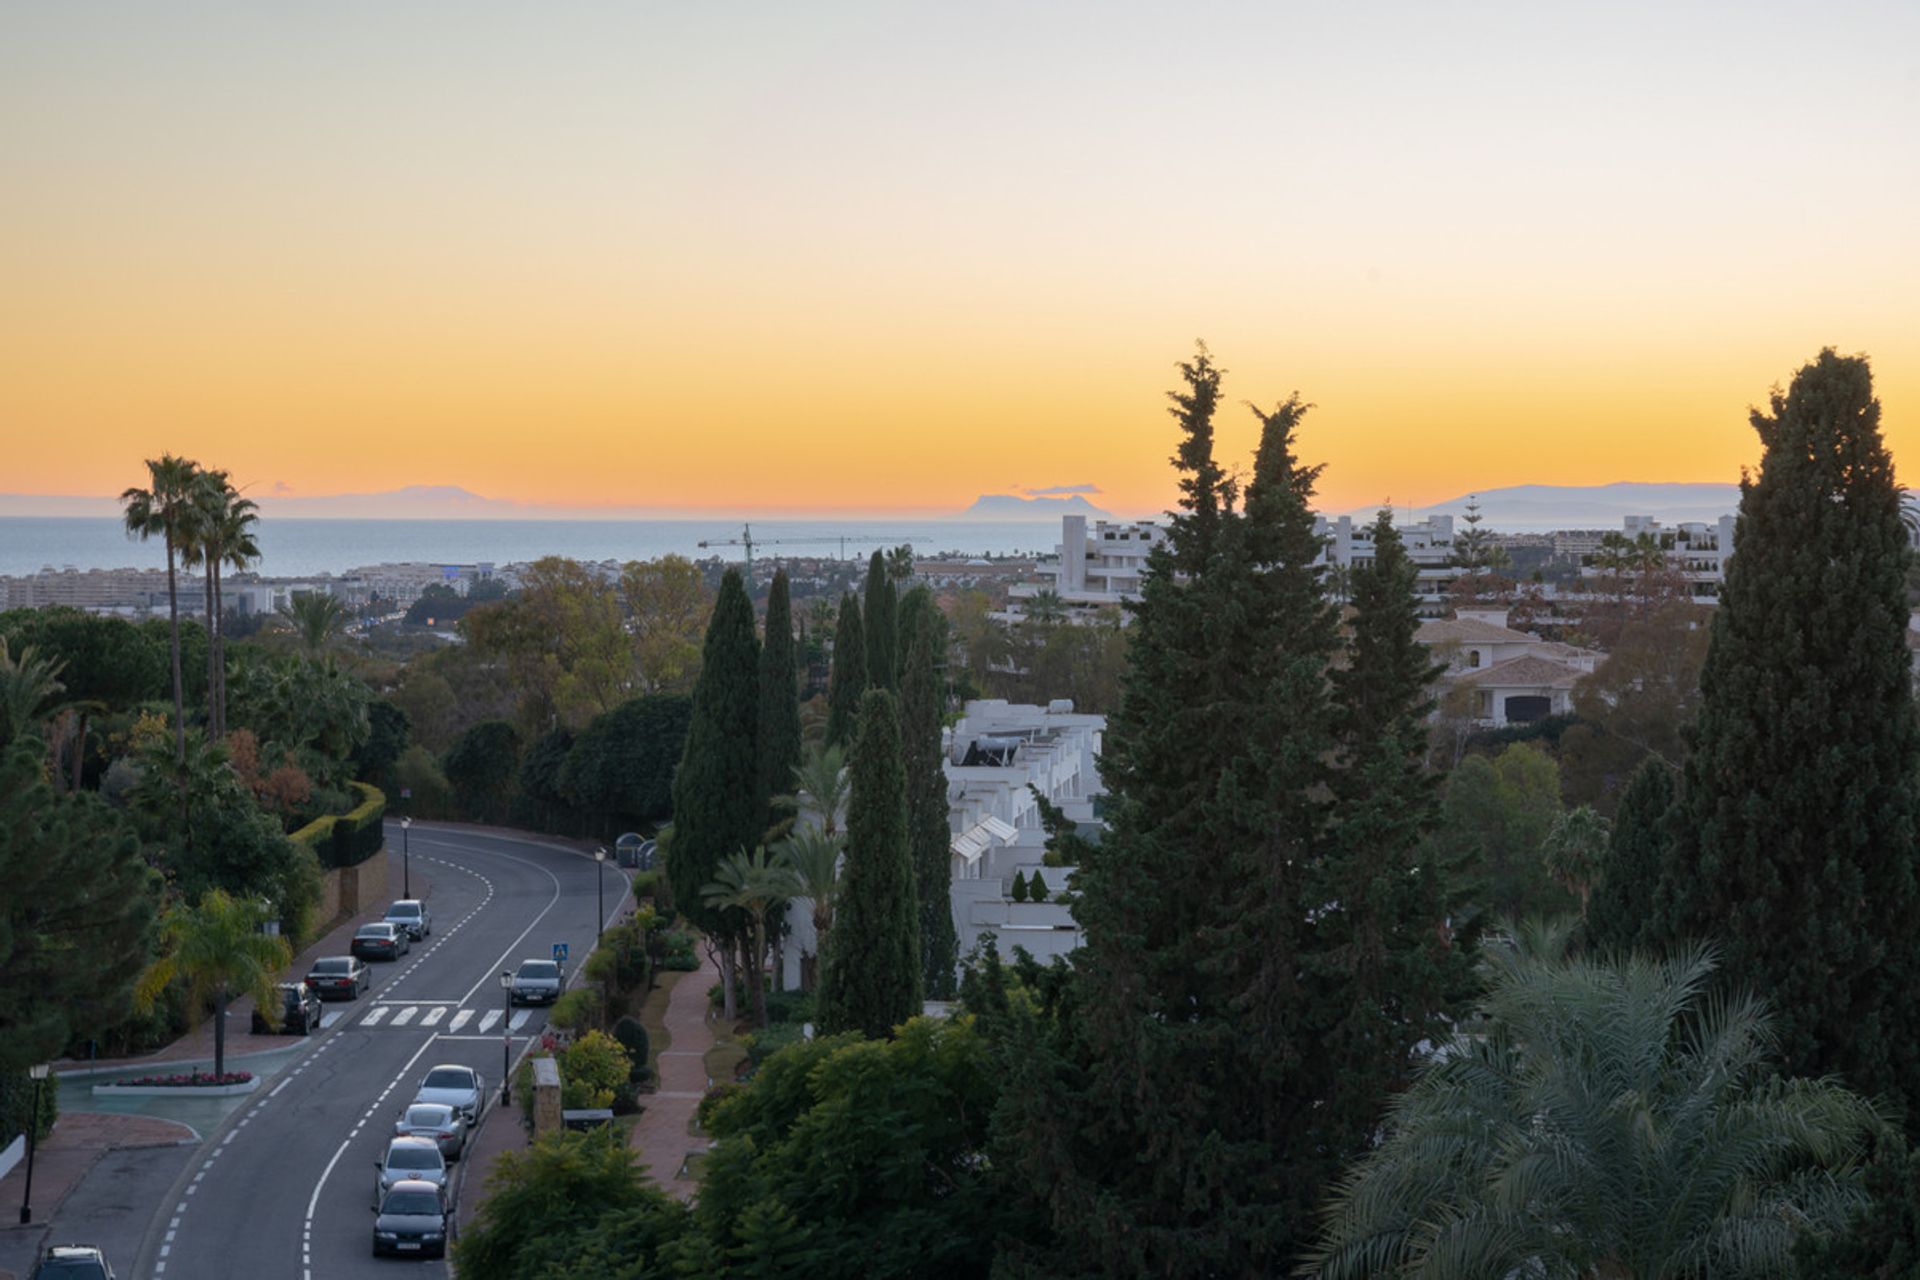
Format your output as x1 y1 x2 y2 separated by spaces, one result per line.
0 638 66 749
194 471 260 739
1542 805 1612 914
123 454 205 763
701 847 802 1028
278 592 347 655
1298 925 1882 1280
1024 588 1067 626
131 730 242 839
134 889 293 1078
775 826 843 988
776 743 849 836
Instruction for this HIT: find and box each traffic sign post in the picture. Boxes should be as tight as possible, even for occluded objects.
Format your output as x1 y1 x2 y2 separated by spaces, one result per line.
552 942 569 965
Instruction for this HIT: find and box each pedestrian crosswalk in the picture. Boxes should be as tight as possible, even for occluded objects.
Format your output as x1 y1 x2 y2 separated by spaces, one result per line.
355 1003 533 1033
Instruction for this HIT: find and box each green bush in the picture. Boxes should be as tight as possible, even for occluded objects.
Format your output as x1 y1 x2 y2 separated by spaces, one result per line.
659 930 699 971
550 987 602 1034
762 990 816 1026
695 1083 742 1132
559 1030 632 1110
611 1017 651 1080
290 781 386 871
1010 869 1029 902
745 1022 805 1069
1028 874 1048 903
0 1069 57 1144
629 869 672 912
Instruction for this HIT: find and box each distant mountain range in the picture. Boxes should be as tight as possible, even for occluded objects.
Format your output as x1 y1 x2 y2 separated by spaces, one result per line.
1344 482 1744 531
958 494 1112 519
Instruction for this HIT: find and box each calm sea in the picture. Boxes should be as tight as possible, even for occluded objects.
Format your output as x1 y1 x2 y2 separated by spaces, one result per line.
0 517 1068 579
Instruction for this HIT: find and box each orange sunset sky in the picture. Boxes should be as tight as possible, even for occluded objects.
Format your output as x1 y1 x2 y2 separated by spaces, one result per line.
3 3 1916 518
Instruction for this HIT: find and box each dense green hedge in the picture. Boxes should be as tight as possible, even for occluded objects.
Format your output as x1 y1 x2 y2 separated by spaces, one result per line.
0 1068 58 1145
291 782 387 870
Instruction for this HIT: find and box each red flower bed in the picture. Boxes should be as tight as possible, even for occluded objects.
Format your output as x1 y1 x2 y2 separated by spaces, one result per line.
113 1071 253 1088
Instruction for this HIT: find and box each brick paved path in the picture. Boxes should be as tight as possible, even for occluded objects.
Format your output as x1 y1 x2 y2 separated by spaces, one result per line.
630 947 722 1200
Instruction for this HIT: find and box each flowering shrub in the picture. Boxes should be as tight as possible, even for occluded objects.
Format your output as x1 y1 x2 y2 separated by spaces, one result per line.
113 1071 253 1087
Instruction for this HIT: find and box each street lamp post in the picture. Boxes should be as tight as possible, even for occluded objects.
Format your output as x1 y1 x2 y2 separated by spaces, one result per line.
18 1063 48 1224
401 816 412 899
594 847 607 944
498 971 513 1106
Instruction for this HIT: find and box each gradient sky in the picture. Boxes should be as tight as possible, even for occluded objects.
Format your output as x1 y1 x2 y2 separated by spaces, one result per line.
3 2 1916 517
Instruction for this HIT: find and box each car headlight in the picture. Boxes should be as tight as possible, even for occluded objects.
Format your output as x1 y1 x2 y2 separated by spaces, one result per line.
376 1231 397 1240
423 1233 444 1241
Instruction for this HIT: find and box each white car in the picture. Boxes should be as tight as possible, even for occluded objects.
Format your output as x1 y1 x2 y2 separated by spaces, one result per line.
383 899 432 941
373 1136 447 1204
412 1064 485 1127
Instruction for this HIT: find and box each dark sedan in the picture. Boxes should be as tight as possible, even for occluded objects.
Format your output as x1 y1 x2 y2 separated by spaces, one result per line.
371 1180 450 1258
351 922 411 961
251 982 323 1034
306 956 370 1000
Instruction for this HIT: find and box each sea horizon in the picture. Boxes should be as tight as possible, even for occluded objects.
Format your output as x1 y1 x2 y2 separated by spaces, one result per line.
0 516 1080 580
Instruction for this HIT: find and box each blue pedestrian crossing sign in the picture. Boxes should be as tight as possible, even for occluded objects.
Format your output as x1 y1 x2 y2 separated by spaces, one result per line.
553 942 569 964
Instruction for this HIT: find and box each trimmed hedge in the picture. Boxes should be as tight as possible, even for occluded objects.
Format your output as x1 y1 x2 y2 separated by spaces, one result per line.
291 782 388 870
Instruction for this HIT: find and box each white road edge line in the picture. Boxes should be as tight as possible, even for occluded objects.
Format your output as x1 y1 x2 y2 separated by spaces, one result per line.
304 1031 444 1223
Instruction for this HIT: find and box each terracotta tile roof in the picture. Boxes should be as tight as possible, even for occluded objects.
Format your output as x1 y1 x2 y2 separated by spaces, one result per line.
1415 618 1541 645
1454 655 1585 688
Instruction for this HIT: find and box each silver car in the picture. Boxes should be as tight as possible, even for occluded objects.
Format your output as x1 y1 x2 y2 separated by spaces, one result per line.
412 1064 485 1127
393 1102 465 1161
511 959 563 1006
383 899 432 941
373 1136 446 1204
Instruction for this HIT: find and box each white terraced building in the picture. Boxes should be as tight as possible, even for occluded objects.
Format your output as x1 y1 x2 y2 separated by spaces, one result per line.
778 698 1106 991
1000 512 1462 623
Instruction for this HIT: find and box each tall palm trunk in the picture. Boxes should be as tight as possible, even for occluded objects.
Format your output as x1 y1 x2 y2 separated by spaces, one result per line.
212 988 228 1078
165 532 185 765
210 558 225 739
746 917 768 1028
203 562 217 736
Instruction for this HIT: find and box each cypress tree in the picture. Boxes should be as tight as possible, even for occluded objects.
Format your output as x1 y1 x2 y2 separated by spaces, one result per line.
863 549 897 691
816 688 921 1039
824 593 865 748
899 592 958 998
756 569 802 834
994 348 1353 1275
1310 509 1471 1150
1648 349 1920 1107
668 569 762 949
1586 756 1674 956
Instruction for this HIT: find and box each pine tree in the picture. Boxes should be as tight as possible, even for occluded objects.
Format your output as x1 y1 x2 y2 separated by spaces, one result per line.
816 689 921 1039
668 570 763 951
1648 349 1920 1108
1586 757 1674 955
993 348 1355 1276
1009 868 1028 903
863 550 897 691
899 594 958 998
756 569 802 836
1309 509 1471 1153
824 593 865 749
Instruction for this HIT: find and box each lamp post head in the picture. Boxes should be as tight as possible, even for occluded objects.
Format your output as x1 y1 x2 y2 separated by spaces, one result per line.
595 847 606 863
498 971 512 992
401 817 412 830
28 1063 49 1081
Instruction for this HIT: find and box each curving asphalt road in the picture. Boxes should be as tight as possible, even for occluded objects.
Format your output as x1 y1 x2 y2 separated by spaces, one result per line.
131 824 626 1280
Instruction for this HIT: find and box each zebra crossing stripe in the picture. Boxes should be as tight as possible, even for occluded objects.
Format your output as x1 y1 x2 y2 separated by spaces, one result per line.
477 1011 502 1033
361 1007 389 1027
422 1007 447 1026
508 1010 531 1031
391 1007 419 1026
448 1010 474 1032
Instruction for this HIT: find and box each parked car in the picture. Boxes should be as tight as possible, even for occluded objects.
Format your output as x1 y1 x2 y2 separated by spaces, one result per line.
371 1179 450 1259
510 959 563 1006
351 922 410 961
251 982 323 1035
30 1246 113 1279
305 956 370 1000
374 1135 447 1205
383 899 432 940
412 1064 484 1127
393 1102 466 1161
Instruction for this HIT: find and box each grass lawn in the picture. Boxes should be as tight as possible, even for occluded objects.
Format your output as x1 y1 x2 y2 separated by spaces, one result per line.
636 967 692 1077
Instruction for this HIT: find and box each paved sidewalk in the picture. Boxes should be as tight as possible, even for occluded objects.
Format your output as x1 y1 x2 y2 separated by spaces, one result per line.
0 1113 198 1280
630 948 722 1200
56 851 421 1077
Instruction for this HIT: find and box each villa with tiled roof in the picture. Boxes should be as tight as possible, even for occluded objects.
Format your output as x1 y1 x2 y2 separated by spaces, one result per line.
1416 607 1602 726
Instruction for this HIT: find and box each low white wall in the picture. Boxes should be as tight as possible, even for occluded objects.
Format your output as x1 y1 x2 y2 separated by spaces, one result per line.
0 1132 23 1182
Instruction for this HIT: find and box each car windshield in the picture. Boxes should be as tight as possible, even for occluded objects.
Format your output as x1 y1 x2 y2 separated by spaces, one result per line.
281 987 305 1003
406 1106 450 1127
381 1191 441 1216
356 925 391 937
388 903 421 917
423 1069 471 1090
518 962 559 979
388 1146 441 1170
311 959 349 974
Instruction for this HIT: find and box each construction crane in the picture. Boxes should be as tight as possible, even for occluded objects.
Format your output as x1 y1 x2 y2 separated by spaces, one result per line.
696 523 890 580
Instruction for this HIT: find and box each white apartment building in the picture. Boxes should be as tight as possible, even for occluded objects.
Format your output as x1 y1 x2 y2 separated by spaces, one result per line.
342 561 500 606
1000 512 1461 622
0 567 206 614
778 698 1106 990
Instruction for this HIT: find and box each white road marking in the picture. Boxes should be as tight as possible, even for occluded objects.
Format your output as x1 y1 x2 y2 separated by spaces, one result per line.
422 1006 447 1025
361 1006 389 1026
478 1010 501 1033
392 1006 419 1026
509 1010 531 1031
448 1009 474 1032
